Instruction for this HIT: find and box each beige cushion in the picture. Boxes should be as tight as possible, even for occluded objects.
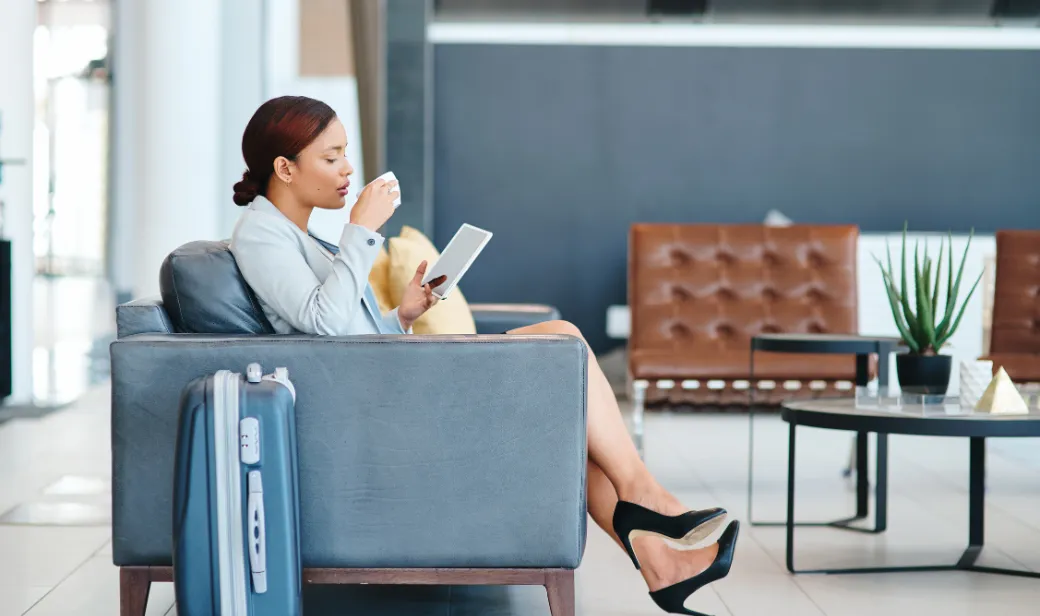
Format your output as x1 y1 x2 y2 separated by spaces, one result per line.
369 246 393 312
387 226 477 335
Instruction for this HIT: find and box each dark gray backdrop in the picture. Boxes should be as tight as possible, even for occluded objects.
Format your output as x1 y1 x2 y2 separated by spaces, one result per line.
433 44 1040 352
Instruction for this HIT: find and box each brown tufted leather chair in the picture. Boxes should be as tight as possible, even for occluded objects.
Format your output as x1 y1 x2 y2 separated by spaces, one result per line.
627 223 861 419
982 230 1040 382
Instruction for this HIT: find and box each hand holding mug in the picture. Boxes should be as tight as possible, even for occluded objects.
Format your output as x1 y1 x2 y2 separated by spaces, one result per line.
350 179 399 232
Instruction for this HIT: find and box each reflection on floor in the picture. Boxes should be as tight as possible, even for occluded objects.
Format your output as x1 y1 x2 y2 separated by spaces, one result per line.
1 382 1039 615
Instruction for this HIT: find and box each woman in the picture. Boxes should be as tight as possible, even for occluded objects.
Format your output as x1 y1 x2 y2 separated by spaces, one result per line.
229 96 738 615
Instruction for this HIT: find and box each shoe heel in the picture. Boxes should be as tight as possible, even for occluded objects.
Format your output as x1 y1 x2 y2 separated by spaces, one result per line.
613 503 644 569
619 530 641 570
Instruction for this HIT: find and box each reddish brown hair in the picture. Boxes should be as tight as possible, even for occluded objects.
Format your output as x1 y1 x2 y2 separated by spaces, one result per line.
233 95 338 206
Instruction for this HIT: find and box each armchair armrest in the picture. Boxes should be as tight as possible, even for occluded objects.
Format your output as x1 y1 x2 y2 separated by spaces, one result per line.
469 303 561 334
110 333 588 569
116 296 174 338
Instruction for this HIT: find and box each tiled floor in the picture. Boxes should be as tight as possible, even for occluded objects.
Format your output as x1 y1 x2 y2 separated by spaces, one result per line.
1 382 1039 615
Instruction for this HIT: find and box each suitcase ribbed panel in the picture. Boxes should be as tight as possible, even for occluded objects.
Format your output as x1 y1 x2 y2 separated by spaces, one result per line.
214 371 247 616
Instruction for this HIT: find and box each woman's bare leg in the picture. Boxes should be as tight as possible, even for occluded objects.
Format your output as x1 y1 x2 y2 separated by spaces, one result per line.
510 321 721 590
509 320 676 507
587 459 622 548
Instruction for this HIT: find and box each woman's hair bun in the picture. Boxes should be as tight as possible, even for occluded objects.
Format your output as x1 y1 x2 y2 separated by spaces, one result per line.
236 96 337 208
233 170 260 206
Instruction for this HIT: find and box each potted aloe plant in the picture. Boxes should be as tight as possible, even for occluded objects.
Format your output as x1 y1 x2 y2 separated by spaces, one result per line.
874 223 983 395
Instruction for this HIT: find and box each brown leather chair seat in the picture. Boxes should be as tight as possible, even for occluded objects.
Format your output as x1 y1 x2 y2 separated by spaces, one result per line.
630 349 858 381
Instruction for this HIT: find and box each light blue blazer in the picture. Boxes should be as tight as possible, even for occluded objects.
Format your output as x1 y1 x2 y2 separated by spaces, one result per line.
228 195 409 336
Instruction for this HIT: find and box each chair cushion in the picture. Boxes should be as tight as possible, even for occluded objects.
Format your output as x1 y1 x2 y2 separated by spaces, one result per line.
369 246 393 311
159 240 275 334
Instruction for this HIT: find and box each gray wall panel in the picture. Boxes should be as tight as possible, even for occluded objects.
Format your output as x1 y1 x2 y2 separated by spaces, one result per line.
433 44 1040 351
385 0 434 239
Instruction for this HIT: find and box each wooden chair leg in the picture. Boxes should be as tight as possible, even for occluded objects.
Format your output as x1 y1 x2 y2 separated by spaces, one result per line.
545 569 575 616
119 567 152 616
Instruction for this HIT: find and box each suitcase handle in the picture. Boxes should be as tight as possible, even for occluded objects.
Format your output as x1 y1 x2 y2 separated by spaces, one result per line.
247 470 268 594
262 367 296 403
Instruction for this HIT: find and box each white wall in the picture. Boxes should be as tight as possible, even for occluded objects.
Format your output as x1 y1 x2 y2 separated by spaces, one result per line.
858 233 994 394
0 0 38 403
219 0 266 240
607 232 997 395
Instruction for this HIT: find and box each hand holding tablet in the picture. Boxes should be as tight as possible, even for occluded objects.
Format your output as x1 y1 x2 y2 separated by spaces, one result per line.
366 171 490 301
421 224 493 300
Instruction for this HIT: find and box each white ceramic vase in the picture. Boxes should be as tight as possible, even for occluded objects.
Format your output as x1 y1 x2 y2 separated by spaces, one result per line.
959 360 994 409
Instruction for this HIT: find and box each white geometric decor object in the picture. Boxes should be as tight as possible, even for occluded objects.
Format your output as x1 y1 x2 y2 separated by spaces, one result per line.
959 359 993 409
974 367 1029 415
763 209 793 227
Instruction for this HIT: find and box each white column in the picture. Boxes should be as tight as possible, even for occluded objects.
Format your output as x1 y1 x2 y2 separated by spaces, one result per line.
0 0 36 403
137 0 222 296
108 0 140 301
112 0 222 299
219 0 266 240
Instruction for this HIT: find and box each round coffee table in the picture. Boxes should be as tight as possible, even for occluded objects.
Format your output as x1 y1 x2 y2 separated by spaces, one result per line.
780 395 1040 577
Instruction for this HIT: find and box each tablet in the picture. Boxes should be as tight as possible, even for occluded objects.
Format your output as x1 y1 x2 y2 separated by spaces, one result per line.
421 223 493 300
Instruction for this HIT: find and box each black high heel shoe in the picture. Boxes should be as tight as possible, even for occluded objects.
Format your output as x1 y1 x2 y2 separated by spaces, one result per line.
648 520 740 616
612 501 728 570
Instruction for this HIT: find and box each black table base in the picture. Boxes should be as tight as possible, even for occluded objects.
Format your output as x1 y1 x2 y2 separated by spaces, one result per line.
785 429 1040 578
748 336 897 535
750 430 888 535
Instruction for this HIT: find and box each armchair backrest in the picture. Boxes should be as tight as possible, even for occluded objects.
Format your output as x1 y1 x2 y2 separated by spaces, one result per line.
990 230 1040 355
158 240 274 335
627 223 859 382
117 240 275 338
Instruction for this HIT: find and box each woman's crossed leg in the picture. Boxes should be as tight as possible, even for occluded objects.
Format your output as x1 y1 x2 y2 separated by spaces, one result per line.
506 320 724 595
